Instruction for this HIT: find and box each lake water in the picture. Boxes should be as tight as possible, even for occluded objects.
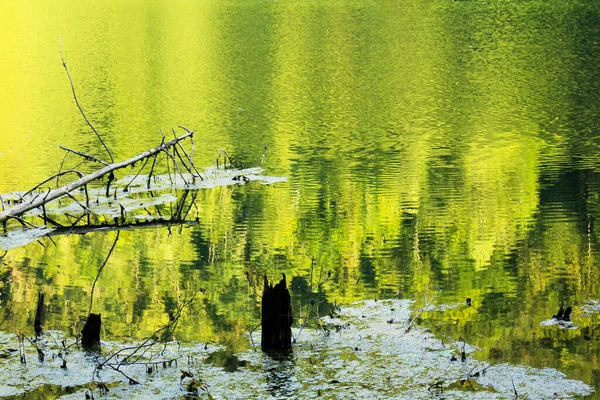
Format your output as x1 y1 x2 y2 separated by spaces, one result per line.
1 0 600 397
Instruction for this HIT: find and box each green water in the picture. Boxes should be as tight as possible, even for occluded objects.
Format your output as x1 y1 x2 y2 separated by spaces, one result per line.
1 0 600 396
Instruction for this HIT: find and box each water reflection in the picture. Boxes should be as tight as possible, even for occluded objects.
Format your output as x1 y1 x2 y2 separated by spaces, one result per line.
263 349 296 398
0 0 599 395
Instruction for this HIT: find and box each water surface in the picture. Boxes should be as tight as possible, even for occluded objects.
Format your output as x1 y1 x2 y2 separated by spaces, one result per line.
1 0 600 396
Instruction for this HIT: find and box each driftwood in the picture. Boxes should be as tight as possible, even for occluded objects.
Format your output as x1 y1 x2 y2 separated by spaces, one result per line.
0 130 194 225
0 46 202 228
261 274 293 351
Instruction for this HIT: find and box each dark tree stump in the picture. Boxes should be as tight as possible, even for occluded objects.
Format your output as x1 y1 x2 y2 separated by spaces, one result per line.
34 292 45 337
261 274 293 351
81 313 102 351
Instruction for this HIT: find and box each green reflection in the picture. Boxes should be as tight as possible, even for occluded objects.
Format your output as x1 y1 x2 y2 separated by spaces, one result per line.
1 0 600 396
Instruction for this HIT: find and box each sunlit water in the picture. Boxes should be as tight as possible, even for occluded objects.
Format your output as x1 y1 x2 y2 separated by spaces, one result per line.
1 0 600 397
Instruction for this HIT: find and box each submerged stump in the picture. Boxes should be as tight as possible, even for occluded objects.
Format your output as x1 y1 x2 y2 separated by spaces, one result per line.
81 313 102 351
34 292 45 337
261 274 293 351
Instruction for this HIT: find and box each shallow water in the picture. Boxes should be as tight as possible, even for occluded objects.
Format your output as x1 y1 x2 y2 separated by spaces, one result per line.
0 300 594 399
1 0 600 397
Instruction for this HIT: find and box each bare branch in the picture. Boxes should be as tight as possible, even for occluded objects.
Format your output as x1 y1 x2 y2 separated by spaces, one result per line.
89 231 120 314
59 39 114 163
0 131 193 223
59 145 109 166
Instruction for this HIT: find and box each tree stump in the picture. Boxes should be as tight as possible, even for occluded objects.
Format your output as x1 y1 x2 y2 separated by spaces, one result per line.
81 313 102 351
34 292 45 337
261 274 293 351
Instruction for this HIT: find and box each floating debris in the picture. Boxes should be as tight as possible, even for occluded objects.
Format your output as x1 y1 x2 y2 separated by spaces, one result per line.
581 300 600 316
0 226 55 251
0 300 594 399
0 166 287 251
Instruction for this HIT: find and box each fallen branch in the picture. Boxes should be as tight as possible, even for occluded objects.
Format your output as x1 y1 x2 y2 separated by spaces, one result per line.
405 288 442 333
0 130 194 224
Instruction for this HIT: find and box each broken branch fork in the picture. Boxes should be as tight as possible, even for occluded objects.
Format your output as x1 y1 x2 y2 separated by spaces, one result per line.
0 130 194 224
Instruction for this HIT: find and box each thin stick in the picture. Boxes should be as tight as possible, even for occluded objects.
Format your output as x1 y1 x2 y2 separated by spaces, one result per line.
88 231 120 314
405 288 442 333
65 192 92 213
162 149 187 185
147 154 159 190
249 320 263 351
59 145 109 166
124 157 150 192
6 215 38 229
59 39 114 163
180 190 199 221
56 150 71 187
172 128 202 179
173 144 193 175
217 149 235 169
23 170 85 198
0 300 12 329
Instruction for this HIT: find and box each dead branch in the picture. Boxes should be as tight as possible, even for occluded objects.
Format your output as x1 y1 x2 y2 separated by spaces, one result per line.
59 145 109 166
59 40 114 163
405 288 442 333
89 231 120 314
0 130 194 224
44 219 198 238
0 299 12 329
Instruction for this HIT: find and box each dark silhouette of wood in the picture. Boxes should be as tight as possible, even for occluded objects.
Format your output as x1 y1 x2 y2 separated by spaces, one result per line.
553 304 565 320
34 292 45 336
562 306 572 321
553 304 572 321
81 313 102 351
261 274 293 351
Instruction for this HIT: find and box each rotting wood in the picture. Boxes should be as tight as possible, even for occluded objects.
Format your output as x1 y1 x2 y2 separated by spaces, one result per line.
261 274 293 351
0 130 193 225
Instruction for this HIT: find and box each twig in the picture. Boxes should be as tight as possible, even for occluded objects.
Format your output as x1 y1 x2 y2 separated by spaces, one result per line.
261 145 268 167
23 170 85 198
162 149 188 186
405 288 442 333
65 192 92 213
172 128 202 179
0 299 12 329
147 153 159 190
59 145 109 166
124 157 150 192
217 150 235 169
294 254 321 343
101 292 196 368
248 320 263 351
6 215 38 229
59 38 114 163
177 127 197 177
180 190 199 222
88 231 120 314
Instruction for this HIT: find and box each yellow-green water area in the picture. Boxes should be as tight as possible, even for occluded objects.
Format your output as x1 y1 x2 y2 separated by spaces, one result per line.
1 0 600 397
